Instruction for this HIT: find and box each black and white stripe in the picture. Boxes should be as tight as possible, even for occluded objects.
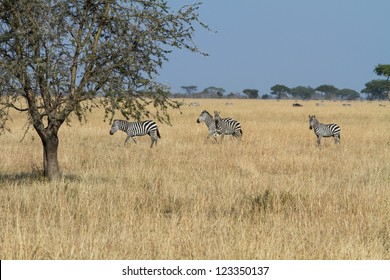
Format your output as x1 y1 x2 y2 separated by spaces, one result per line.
309 115 340 145
214 111 242 142
196 110 220 142
109 119 161 148
196 110 236 142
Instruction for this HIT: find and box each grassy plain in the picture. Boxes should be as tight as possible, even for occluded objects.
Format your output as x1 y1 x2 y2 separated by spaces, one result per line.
1 99 389 259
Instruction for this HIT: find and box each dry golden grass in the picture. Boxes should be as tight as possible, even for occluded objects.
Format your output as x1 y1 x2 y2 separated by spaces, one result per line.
1 99 389 259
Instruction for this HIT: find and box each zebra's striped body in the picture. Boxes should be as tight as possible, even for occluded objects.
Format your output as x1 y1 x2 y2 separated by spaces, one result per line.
109 119 161 148
214 111 242 142
196 110 235 142
196 110 221 142
309 115 340 145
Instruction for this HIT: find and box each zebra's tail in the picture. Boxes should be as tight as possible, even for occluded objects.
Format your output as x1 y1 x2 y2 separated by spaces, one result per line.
240 129 243 136
156 128 161 139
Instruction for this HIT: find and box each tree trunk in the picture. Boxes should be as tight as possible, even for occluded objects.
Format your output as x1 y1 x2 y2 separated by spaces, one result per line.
41 130 61 180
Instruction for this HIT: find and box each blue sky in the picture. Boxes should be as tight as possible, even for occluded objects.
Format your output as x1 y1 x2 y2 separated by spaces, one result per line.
158 0 390 95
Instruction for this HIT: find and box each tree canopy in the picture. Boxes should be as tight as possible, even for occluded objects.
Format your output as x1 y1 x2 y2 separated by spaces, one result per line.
0 0 208 179
243 89 259 99
181 86 198 95
270 84 290 99
336 88 360 100
315 84 338 99
315 85 338 94
203 86 225 97
374 64 390 80
290 86 315 100
361 80 390 100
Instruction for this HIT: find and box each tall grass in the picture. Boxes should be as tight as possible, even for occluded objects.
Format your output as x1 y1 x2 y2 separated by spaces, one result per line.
1 99 389 259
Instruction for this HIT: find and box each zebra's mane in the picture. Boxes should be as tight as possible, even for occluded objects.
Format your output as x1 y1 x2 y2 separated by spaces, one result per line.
201 110 212 118
115 119 147 124
114 119 128 124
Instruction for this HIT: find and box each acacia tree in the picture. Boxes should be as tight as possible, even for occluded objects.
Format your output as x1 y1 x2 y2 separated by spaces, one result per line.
243 89 259 99
270 84 290 99
0 0 208 180
203 86 225 97
315 84 338 100
180 85 198 95
373 64 390 101
290 86 315 100
336 88 360 100
361 80 390 100
374 64 390 80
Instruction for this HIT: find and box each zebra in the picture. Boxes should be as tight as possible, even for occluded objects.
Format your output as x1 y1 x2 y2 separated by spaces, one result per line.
196 110 222 142
214 111 242 142
109 119 161 148
309 115 340 145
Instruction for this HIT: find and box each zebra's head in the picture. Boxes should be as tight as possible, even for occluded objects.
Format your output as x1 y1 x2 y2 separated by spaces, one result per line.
109 120 120 135
214 111 221 121
214 111 222 126
309 115 317 130
196 110 211 123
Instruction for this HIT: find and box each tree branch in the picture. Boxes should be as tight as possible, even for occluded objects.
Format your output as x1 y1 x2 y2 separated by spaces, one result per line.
8 103 29 112
78 0 111 92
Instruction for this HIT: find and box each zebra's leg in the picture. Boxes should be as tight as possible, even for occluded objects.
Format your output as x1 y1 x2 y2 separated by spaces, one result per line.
234 131 242 141
212 131 219 142
334 134 340 144
130 136 137 144
154 134 158 147
206 131 217 143
150 133 157 148
316 135 322 145
124 133 137 145
150 138 155 148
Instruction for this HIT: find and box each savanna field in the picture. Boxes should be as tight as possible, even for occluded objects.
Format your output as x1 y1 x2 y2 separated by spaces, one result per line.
0 99 389 259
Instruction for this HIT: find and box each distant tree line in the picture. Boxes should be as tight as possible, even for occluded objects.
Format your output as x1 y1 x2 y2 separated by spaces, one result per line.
172 64 390 100
171 86 249 99
270 84 362 100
